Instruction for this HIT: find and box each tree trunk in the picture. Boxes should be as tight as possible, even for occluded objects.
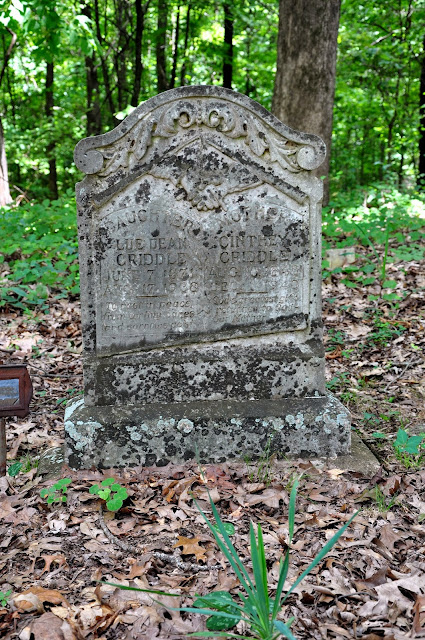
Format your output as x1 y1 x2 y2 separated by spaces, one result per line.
85 53 102 136
45 61 58 200
272 0 341 204
115 0 129 110
94 0 117 125
0 27 16 206
418 34 425 188
83 4 102 135
170 5 180 90
223 3 233 89
131 0 149 106
0 117 12 206
156 0 168 92
180 3 191 86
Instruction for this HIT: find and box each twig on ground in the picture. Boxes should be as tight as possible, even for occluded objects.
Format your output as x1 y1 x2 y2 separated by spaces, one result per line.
383 358 422 392
98 503 222 573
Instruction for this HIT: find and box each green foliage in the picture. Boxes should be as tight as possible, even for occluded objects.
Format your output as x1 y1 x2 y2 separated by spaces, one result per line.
393 428 425 469
367 319 405 347
0 589 12 607
332 0 425 189
89 478 128 511
40 478 71 504
7 454 38 477
105 478 357 639
326 372 350 392
323 185 425 287
7 462 23 477
0 194 79 312
245 437 275 486
372 485 398 513
1 0 425 197
371 423 425 469
212 522 235 536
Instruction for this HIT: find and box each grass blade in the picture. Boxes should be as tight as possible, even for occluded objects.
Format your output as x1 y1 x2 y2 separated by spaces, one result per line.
288 476 299 543
271 552 289 620
257 523 269 599
193 496 255 595
187 632 253 639
272 476 299 620
282 511 358 602
274 619 297 640
249 522 269 626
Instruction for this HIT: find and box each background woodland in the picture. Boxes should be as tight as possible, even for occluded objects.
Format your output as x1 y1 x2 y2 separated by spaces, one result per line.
1 0 425 203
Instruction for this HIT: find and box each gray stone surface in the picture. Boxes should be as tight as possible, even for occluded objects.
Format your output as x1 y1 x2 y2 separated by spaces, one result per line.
333 432 380 475
37 446 65 480
65 392 350 469
67 85 350 469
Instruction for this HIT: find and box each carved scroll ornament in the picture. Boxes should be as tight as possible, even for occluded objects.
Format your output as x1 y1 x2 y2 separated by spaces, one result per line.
75 89 326 180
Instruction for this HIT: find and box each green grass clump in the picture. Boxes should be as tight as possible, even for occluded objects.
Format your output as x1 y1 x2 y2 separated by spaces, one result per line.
105 477 357 639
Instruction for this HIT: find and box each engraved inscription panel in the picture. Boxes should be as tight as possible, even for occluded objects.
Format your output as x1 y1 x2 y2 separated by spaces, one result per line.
94 172 310 355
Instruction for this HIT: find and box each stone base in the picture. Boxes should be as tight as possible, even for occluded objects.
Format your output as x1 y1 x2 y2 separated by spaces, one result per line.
64 392 350 469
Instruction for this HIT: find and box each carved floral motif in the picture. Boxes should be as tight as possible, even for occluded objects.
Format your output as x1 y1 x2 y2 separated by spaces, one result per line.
95 99 320 178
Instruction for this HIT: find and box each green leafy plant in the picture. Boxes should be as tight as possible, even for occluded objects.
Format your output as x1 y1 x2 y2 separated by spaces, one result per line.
105 477 357 639
394 428 424 455
326 371 350 392
89 478 128 511
7 462 23 477
393 428 425 469
0 589 12 607
0 195 79 313
367 319 405 346
8 454 39 477
40 478 71 504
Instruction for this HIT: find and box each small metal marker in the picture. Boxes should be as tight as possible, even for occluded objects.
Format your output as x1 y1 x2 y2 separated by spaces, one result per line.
0 365 33 477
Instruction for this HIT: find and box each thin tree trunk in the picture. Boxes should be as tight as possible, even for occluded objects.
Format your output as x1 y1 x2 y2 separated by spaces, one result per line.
45 62 58 200
245 21 251 97
115 0 129 110
180 3 191 86
156 0 168 92
418 34 425 188
272 0 341 204
0 117 12 206
85 53 102 136
94 0 116 123
170 5 180 89
223 3 233 89
0 27 16 206
83 4 102 135
131 0 149 106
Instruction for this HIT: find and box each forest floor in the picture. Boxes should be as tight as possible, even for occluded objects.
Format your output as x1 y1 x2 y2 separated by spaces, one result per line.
0 236 425 639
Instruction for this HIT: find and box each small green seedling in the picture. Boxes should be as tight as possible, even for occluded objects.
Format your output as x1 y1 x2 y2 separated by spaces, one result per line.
393 428 425 469
89 478 128 511
0 589 12 607
8 462 23 477
394 428 424 455
40 478 72 504
373 485 398 513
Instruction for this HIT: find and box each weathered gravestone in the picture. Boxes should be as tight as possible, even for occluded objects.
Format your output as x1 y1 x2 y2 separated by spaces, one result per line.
65 86 351 469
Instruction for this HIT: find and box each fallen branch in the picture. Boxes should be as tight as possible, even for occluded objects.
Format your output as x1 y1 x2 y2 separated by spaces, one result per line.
98 503 222 573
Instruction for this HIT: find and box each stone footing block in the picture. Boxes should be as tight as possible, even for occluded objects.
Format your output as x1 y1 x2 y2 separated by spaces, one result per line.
65 392 350 469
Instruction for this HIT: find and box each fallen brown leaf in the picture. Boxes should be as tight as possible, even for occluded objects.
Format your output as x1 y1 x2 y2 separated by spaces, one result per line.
173 535 207 562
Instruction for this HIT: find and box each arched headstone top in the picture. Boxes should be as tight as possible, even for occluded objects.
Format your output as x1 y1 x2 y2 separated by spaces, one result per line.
75 85 326 180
